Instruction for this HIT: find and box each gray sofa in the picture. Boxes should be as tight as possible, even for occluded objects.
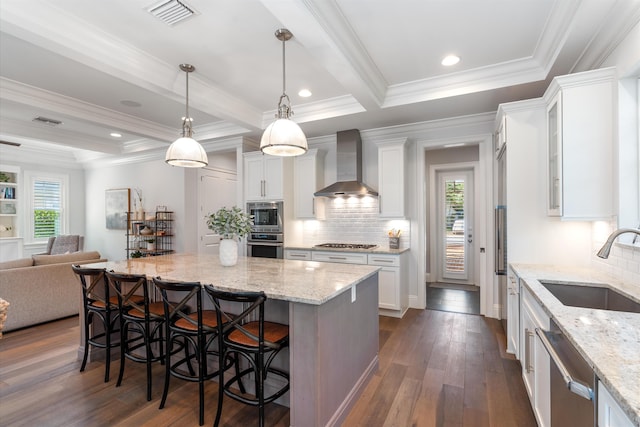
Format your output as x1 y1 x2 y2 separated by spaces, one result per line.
0 251 106 332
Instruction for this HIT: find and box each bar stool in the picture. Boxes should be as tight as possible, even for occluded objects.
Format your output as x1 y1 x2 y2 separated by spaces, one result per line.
153 277 236 426
204 286 290 427
72 264 120 382
106 271 166 401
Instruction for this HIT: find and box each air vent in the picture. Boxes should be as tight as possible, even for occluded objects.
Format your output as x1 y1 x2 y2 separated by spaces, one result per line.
32 116 63 126
0 140 21 147
148 0 195 25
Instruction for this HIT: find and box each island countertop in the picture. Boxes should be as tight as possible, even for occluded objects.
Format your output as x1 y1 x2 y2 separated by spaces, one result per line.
85 253 380 305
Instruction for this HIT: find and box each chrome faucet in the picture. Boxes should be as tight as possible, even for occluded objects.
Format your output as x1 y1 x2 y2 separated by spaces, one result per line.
597 228 640 259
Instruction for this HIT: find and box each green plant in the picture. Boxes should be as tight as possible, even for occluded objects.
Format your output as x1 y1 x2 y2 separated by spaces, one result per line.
131 250 143 258
146 238 155 244
206 206 253 241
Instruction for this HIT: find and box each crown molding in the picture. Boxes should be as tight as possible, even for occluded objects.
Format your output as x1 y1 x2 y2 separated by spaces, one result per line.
261 95 365 127
0 140 83 169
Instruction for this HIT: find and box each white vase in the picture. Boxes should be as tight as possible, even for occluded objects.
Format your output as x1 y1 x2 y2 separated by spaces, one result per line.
219 239 238 266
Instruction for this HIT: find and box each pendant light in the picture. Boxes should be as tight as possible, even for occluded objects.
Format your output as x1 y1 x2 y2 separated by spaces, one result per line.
165 64 208 168
260 29 308 157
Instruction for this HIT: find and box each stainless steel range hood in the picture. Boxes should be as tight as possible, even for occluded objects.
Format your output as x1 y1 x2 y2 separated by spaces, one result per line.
314 129 378 197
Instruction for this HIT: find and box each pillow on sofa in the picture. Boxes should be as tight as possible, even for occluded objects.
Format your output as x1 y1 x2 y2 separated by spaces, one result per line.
0 258 34 270
32 251 102 266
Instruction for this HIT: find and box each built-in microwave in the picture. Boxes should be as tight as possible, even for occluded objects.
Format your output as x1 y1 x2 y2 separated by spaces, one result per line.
247 201 283 233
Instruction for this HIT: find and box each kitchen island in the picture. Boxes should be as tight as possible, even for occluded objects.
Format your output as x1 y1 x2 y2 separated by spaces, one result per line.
84 253 381 427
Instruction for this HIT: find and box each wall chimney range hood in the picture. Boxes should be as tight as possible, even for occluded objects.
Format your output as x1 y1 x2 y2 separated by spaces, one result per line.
314 129 378 197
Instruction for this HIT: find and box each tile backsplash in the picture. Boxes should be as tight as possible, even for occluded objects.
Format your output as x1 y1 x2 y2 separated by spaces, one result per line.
299 196 410 249
593 243 640 285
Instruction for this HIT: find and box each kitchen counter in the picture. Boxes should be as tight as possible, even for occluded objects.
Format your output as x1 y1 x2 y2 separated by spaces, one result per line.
285 245 410 255
510 264 640 426
85 253 381 426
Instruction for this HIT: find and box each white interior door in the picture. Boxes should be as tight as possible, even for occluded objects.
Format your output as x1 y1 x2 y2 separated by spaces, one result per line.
437 169 474 282
198 168 237 254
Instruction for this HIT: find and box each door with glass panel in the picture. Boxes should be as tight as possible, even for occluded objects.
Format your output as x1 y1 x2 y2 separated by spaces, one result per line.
437 169 474 282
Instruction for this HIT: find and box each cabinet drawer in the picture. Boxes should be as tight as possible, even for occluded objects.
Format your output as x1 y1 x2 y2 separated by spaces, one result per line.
284 250 311 261
311 251 367 265
367 254 400 267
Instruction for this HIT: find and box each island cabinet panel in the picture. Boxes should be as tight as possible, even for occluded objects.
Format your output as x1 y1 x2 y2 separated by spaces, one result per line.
598 380 635 427
289 273 379 426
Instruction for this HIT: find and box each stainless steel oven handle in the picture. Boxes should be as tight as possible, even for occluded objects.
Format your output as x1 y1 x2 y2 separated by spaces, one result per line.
247 242 283 247
535 328 594 401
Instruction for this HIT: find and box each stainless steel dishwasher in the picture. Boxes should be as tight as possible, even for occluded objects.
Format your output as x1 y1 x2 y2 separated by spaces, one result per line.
536 320 595 426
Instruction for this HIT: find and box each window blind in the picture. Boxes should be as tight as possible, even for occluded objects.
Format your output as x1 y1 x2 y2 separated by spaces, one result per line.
33 179 61 238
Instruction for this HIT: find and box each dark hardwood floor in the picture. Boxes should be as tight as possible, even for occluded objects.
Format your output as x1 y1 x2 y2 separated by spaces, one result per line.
426 283 481 315
0 310 535 426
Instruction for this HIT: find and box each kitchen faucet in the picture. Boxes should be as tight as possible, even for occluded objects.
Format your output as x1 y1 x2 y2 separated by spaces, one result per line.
596 227 640 258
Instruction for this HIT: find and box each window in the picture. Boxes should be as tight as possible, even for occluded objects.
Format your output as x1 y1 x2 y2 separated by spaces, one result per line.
24 171 68 243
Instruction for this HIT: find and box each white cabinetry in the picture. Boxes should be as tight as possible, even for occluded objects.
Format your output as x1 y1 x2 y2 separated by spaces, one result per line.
545 67 614 219
284 249 311 261
306 250 407 317
0 165 23 260
244 152 289 201
377 139 407 218
506 269 520 357
294 149 325 219
598 380 635 427
520 285 550 427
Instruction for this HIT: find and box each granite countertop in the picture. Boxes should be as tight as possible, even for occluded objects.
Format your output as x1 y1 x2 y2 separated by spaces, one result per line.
84 253 380 306
510 264 640 425
285 245 410 255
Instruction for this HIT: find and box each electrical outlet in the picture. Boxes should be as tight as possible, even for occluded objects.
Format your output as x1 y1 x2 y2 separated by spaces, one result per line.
351 285 356 303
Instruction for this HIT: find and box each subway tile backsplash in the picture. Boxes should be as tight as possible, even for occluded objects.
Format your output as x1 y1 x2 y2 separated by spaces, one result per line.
593 243 640 286
300 197 410 249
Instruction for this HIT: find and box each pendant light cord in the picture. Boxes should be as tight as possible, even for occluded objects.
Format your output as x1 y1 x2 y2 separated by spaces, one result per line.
183 67 193 137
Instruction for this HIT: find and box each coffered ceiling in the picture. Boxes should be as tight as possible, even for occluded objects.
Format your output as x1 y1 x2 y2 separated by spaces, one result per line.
1 0 638 164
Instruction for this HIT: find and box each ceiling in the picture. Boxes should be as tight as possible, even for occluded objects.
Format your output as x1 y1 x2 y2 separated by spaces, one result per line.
1 0 639 165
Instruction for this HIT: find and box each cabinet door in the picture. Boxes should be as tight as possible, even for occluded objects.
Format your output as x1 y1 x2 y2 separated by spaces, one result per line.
598 381 635 427
521 305 536 401
506 274 520 357
377 267 400 310
263 157 283 200
546 93 562 216
245 155 265 201
378 140 406 218
294 151 324 219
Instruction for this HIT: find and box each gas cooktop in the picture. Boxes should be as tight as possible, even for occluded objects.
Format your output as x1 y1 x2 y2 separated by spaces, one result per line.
314 243 378 249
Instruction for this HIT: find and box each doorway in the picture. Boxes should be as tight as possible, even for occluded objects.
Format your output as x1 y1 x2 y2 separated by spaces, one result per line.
436 169 474 283
198 167 237 254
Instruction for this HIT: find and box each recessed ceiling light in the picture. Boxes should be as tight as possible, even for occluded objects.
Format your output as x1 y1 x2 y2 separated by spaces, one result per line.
110 132 122 138
298 89 312 98
441 55 460 66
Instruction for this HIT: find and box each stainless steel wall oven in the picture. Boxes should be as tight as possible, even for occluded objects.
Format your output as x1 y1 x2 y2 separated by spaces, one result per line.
246 201 284 259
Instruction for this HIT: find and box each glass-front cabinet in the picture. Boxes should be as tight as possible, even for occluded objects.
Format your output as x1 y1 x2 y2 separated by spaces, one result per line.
546 93 562 216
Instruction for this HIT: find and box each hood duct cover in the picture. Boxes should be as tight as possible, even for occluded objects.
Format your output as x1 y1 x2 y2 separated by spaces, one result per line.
314 129 378 197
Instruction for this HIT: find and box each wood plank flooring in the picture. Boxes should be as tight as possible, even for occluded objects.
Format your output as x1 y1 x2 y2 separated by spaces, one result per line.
0 310 535 426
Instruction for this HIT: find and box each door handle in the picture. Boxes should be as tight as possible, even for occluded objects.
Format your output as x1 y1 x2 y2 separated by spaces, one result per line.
536 328 594 401
468 233 473 244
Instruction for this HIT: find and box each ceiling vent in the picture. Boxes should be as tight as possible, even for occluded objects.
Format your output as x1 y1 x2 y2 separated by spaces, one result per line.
32 116 63 126
148 0 196 26
0 140 21 147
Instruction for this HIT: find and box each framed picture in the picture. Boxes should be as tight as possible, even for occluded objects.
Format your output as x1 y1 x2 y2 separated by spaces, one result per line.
105 188 130 230
0 202 16 214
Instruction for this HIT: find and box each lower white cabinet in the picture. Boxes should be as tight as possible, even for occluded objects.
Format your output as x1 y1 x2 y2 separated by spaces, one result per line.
288 249 407 316
506 270 520 357
520 285 550 427
598 381 634 427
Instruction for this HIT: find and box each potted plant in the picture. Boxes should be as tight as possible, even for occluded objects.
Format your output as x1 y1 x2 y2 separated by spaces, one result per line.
146 238 156 252
205 206 253 266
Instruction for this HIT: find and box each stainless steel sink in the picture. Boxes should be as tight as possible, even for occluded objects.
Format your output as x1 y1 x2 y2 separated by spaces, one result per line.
539 281 640 313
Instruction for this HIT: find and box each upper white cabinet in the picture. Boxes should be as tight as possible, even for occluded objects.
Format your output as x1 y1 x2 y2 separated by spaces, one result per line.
545 67 615 219
244 152 291 201
378 139 408 218
294 149 325 219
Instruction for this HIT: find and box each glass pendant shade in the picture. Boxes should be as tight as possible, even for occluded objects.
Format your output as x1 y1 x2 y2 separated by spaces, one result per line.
260 118 308 156
165 136 208 167
165 64 208 168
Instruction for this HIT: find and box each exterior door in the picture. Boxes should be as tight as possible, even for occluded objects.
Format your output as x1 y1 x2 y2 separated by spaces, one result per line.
198 168 237 254
437 169 474 282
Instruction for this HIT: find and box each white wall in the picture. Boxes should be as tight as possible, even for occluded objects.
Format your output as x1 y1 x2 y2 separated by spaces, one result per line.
85 161 188 262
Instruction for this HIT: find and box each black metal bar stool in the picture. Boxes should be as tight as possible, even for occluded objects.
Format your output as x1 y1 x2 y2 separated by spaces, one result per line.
106 270 166 401
72 264 120 382
153 277 238 426
204 286 290 427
